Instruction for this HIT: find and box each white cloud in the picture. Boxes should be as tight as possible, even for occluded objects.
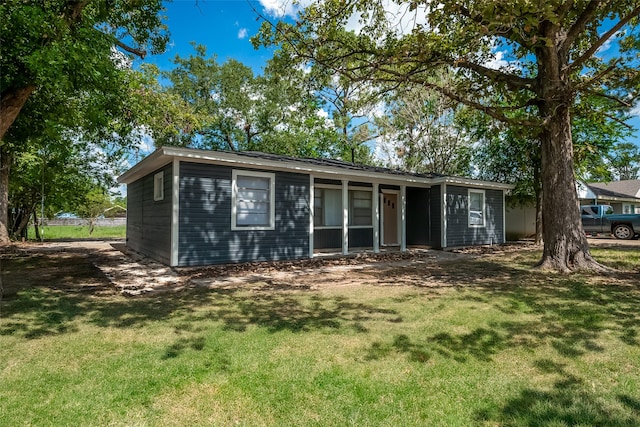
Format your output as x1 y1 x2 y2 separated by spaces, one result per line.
631 103 640 118
258 0 427 35
238 28 248 39
259 0 309 18
485 49 509 70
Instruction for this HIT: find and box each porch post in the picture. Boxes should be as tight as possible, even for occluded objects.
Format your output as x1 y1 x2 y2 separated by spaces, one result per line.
441 184 448 248
400 184 407 252
170 159 180 267
342 179 349 255
309 174 314 258
373 182 380 253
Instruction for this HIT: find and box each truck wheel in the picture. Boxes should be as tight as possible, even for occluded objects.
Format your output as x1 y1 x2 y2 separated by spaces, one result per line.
613 224 634 240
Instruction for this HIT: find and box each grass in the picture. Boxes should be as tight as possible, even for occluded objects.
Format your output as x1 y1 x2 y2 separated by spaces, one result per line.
1 247 639 426
27 224 126 240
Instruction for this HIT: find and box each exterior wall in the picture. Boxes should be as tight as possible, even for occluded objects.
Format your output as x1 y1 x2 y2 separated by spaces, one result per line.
126 164 173 264
406 187 431 246
505 204 537 239
445 185 504 247
429 185 442 249
178 162 310 266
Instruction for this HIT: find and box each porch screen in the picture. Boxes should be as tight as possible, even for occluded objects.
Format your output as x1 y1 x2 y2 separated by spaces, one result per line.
314 188 342 227
349 190 372 226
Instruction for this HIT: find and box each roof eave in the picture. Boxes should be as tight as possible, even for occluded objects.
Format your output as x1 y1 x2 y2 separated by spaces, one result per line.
118 146 514 190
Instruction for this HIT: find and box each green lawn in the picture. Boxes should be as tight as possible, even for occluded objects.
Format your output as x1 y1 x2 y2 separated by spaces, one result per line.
1 247 639 426
28 224 126 239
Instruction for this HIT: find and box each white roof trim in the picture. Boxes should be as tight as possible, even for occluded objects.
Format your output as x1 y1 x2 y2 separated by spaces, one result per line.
118 146 514 190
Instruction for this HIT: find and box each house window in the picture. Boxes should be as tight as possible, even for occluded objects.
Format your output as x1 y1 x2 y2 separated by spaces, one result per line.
232 170 275 230
468 189 485 227
349 190 373 226
314 187 342 227
153 171 164 201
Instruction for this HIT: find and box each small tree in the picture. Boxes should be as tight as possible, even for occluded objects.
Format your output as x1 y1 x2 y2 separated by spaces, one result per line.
608 143 640 181
76 189 112 235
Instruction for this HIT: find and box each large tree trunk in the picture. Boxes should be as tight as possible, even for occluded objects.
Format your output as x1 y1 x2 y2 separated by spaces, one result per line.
534 27 608 273
537 103 605 272
0 149 10 244
0 86 36 140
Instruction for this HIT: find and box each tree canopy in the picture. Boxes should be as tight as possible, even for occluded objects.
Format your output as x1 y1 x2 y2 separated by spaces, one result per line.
0 0 169 243
256 0 640 271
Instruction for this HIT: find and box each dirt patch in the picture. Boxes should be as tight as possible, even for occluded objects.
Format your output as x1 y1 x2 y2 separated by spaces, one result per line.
1 240 480 296
2 239 637 298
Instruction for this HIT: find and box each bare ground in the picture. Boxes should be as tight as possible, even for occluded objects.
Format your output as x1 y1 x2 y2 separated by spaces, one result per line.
1 237 637 298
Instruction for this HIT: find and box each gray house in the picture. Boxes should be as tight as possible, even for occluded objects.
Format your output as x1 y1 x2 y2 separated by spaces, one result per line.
118 147 513 266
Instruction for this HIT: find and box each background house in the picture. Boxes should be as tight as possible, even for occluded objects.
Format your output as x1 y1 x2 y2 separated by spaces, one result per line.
505 179 640 239
118 147 513 266
576 180 640 214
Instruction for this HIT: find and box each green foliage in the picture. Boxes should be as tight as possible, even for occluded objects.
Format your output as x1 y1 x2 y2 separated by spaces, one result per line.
0 0 168 98
138 44 342 158
0 0 169 241
255 0 640 161
607 142 640 181
376 82 474 175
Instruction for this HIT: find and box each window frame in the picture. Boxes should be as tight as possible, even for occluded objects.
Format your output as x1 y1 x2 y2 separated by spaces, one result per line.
153 171 164 201
231 169 276 231
468 189 486 228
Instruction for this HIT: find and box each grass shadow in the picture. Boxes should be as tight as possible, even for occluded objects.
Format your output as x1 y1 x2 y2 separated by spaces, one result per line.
477 359 640 426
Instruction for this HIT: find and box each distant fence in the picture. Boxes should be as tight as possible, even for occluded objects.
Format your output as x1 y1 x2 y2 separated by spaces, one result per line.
44 218 126 227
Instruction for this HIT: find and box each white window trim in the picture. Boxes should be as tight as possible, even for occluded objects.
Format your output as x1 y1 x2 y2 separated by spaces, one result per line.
153 171 164 201
468 188 486 228
231 169 276 231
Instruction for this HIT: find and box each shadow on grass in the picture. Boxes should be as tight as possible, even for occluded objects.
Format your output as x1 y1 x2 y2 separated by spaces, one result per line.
0 251 402 341
476 359 640 426
365 253 640 360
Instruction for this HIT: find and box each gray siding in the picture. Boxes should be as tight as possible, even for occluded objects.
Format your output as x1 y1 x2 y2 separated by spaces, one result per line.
178 162 310 266
126 164 172 264
445 185 504 247
430 185 442 249
406 187 431 246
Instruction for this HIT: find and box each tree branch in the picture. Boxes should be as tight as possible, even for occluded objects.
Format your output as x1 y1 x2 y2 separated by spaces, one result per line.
583 88 633 109
456 60 536 91
574 59 621 91
563 0 601 50
372 66 541 127
113 39 147 59
569 5 640 72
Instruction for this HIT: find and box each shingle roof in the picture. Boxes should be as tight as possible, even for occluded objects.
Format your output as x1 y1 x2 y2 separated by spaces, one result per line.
587 180 640 199
236 150 446 180
119 146 514 190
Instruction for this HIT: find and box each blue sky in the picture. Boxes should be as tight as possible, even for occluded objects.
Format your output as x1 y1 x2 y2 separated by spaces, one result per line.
138 0 276 74
138 0 639 149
